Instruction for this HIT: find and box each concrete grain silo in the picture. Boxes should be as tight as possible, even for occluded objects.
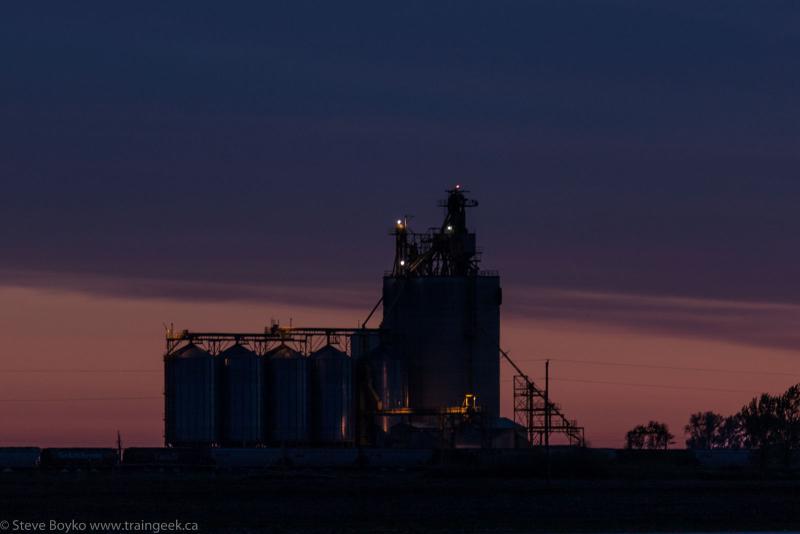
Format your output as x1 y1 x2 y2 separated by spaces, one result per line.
381 187 501 419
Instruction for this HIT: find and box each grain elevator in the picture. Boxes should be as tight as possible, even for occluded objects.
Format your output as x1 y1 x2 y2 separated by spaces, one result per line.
163 187 503 447
381 186 501 419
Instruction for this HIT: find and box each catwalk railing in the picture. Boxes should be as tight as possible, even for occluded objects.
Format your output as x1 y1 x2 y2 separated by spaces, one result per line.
165 326 382 357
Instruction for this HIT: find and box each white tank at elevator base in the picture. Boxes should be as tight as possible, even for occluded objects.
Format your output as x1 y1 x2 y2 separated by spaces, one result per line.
265 344 309 444
220 344 262 446
164 343 219 446
310 345 353 444
381 274 501 418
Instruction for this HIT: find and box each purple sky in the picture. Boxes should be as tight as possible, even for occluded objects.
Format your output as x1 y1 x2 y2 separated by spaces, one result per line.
1 2 799 446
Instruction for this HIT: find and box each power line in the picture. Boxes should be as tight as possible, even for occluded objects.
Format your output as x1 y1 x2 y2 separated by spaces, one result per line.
0 369 160 374
0 396 161 403
0 440 159 445
549 377 759 394
512 357 800 379
501 376 761 394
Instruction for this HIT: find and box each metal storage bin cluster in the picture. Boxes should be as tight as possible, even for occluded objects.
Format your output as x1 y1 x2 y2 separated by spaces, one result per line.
164 343 362 447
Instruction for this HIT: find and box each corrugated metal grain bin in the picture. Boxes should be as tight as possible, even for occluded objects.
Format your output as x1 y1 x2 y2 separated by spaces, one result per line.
265 344 309 444
220 344 263 446
164 343 219 446
310 345 353 444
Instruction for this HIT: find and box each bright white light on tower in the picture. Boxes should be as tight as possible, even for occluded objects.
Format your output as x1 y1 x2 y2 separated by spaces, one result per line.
396 219 402 225
400 260 405 266
446 225 453 231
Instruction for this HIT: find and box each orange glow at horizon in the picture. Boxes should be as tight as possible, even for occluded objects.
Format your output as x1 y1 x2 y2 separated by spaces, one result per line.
0 284 796 449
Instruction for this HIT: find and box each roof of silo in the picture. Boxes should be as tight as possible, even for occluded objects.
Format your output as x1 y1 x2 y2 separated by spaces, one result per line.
265 344 303 359
219 343 256 358
171 343 211 359
310 344 348 360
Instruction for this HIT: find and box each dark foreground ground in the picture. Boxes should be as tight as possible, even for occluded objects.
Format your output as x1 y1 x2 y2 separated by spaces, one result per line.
2 469 800 533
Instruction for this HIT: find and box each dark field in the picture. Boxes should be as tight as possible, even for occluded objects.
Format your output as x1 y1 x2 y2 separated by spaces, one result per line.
2 470 800 533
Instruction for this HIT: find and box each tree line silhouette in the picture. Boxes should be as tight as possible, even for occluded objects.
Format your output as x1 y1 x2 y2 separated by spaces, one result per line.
625 383 800 450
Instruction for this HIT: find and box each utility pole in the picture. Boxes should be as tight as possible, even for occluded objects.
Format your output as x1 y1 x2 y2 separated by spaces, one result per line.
545 359 551 484
116 430 123 463
527 382 534 445
544 359 550 447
